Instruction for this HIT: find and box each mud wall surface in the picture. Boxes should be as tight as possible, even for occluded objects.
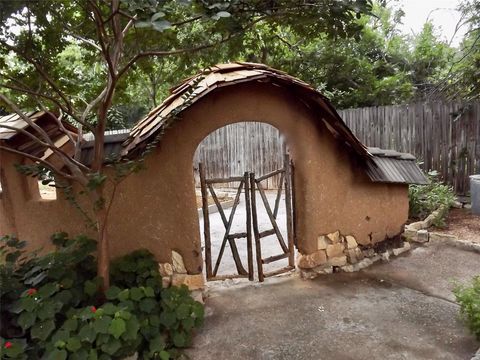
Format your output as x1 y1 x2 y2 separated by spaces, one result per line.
0 82 408 273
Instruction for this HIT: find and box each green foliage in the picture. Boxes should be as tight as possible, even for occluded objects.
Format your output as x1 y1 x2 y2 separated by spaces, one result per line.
453 276 480 340
0 234 204 359
408 170 456 225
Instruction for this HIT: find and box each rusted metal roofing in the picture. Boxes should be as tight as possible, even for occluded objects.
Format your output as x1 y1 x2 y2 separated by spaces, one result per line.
122 62 370 158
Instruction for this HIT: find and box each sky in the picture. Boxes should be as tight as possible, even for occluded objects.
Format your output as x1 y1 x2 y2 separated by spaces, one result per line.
395 0 467 46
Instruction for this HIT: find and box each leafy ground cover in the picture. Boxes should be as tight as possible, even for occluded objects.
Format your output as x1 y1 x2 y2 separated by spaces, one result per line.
0 234 203 359
408 170 456 226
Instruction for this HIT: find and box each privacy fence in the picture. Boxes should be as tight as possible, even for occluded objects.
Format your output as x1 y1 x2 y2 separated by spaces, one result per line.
194 101 480 195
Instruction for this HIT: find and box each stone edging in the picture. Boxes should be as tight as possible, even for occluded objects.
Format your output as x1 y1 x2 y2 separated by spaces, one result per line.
297 230 410 280
404 205 480 254
197 199 235 217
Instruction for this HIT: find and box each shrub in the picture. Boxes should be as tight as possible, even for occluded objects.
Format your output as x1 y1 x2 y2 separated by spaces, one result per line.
0 234 204 359
453 276 480 340
408 170 456 226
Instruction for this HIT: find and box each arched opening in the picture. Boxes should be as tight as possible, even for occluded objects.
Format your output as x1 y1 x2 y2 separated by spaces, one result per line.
192 121 296 282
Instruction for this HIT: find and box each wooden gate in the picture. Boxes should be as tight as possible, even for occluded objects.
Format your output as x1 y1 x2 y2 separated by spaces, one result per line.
199 154 295 282
199 163 254 281
250 155 295 282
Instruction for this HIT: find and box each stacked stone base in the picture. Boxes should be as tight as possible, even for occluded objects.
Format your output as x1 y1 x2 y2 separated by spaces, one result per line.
298 231 410 279
158 250 205 303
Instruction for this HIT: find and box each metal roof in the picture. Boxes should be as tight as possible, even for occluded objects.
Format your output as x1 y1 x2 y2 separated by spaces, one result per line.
0 111 77 158
122 62 370 158
366 147 428 185
80 129 129 166
0 111 48 140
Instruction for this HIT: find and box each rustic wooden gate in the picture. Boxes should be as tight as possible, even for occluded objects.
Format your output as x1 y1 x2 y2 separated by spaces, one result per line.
250 154 295 282
199 154 295 282
199 163 254 281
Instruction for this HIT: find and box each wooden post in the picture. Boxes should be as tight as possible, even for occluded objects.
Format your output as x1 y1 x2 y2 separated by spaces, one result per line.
290 159 298 247
284 154 295 268
250 173 264 282
244 172 254 281
199 163 212 279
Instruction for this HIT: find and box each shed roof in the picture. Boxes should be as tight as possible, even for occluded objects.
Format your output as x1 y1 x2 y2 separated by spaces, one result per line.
0 111 77 158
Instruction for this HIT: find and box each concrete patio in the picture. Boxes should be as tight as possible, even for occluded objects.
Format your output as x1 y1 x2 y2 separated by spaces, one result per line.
186 240 479 360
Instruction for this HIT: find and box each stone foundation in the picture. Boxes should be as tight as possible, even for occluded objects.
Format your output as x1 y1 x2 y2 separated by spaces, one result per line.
158 250 205 296
298 231 410 279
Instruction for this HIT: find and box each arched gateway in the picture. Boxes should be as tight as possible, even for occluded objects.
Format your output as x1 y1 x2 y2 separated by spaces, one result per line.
0 62 427 286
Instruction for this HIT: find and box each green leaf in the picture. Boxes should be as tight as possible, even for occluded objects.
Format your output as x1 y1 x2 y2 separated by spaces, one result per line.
151 11 166 22
152 20 172 32
93 315 112 334
123 316 140 340
63 317 78 332
108 318 126 339
159 350 170 360
79 324 96 343
130 287 144 301
216 11 231 18
192 302 205 320
38 301 61 320
175 303 190 320
55 290 73 304
84 280 98 297
18 311 36 330
149 334 166 353
134 20 151 28
2 339 27 358
143 286 155 297
51 329 70 344
100 338 121 355
159 311 176 328
18 296 36 312
117 289 130 301
149 314 160 327
46 349 68 360
102 303 117 315
172 331 187 347
39 282 59 298
66 337 82 352
139 298 156 313
87 349 98 360
182 317 195 330
31 319 55 341
105 286 121 300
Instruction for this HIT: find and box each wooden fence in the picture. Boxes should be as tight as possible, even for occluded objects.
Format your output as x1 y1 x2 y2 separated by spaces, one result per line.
194 122 286 189
194 101 480 195
340 101 480 195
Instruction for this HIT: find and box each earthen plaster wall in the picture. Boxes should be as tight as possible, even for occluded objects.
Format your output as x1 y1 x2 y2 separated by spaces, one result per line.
0 82 408 274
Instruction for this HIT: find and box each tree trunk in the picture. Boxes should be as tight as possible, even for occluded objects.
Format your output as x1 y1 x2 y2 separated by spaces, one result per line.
94 189 110 291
